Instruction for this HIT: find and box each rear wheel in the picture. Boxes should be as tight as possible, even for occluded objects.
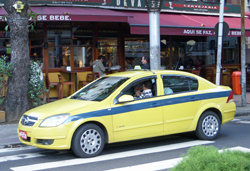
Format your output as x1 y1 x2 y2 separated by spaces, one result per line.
195 111 221 140
72 124 105 158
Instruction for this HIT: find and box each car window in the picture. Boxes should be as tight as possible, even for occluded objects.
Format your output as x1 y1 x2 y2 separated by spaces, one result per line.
162 75 198 95
121 77 157 100
71 76 129 101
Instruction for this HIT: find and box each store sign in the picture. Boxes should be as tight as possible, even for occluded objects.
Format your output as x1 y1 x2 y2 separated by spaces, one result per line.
0 0 239 14
165 2 229 12
37 15 71 21
181 29 243 37
0 15 72 21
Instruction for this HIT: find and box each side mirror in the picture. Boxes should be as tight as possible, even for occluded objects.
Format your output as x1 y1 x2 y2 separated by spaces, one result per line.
118 95 134 103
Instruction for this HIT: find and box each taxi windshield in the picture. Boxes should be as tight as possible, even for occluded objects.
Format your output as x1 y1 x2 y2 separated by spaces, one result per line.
71 76 129 101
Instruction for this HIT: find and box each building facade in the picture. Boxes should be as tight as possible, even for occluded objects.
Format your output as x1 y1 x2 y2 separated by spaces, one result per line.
0 0 249 97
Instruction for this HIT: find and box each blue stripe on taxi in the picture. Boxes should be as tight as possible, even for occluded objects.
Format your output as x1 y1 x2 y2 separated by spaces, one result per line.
65 90 231 123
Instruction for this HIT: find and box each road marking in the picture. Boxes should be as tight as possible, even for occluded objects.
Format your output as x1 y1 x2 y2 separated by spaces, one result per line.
236 121 250 124
105 158 183 171
0 146 36 154
10 140 214 171
105 146 250 171
0 153 44 163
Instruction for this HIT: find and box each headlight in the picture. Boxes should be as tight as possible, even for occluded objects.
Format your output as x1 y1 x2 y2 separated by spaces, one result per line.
39 114 70 127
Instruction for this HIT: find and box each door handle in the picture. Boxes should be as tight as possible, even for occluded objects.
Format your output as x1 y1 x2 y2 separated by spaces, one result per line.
190 97 199 101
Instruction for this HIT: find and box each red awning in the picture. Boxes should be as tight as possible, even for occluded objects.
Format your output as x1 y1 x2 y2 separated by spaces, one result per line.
123 11 250 37
0 7 131 22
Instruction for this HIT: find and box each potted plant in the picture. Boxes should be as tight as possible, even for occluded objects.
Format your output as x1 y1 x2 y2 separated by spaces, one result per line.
0 55 13 122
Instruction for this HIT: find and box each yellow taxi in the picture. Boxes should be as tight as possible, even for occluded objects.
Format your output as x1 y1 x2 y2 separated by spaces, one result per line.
18 70 236 157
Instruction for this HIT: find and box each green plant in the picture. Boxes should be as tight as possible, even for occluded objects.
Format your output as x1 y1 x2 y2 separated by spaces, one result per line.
0 55 13 110
171 145 250 171
28 61 49 108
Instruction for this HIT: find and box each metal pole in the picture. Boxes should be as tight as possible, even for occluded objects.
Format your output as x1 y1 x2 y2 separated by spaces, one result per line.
241 0 246 106
149 12 161 70
215 0 225 85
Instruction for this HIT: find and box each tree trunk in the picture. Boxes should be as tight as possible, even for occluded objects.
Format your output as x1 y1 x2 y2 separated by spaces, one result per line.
4 0 30 122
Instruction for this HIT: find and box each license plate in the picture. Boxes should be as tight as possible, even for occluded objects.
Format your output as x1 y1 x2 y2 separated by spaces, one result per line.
19 130 27 140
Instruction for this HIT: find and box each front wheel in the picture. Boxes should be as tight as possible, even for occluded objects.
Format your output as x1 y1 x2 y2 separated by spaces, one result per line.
72 124 105 158
195 111 221 140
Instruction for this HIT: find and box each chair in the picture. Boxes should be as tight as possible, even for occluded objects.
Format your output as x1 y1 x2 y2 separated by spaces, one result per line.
192 69 201 76
205 68 216 83
79 73 99 89
58 74 75 99
44 74 61 102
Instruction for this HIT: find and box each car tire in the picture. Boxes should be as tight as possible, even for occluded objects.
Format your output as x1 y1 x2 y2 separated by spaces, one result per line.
72 124 105 158
195 111 221 140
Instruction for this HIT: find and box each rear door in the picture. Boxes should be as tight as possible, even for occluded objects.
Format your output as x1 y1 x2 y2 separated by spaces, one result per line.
161 75 201 134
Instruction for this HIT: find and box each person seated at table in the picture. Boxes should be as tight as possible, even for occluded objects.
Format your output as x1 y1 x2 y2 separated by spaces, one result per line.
125 58 133 70
196 59 204 70
92 55 106 77
186 58 195 69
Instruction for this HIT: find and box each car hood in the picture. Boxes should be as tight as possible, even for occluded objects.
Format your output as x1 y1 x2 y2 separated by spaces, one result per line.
25 98 99 119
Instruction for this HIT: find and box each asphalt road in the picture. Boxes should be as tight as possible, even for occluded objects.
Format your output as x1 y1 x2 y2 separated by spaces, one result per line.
1 115 250 171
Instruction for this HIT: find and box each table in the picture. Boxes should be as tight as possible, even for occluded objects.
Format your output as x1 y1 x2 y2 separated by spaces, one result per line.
60 70 86 91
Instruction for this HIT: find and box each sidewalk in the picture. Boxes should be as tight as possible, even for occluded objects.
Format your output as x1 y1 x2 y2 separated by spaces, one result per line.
0 93 250 149
233 93 250 115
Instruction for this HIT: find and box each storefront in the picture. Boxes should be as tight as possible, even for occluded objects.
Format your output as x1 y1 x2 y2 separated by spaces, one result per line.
0 1 249 97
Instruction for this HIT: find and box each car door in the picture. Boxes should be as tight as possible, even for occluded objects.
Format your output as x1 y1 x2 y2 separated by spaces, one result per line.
111 76 164 141
161 75 201 134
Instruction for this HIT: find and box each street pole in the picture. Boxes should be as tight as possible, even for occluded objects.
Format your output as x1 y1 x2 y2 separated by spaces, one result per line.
216 0 225 85
241 0 246 106
145 0 163 70
149 12 160 70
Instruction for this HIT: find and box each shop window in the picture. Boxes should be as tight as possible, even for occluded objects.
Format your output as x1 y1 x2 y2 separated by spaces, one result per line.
47 29 71 46
48 46 70 68
29 28 44 67
73 28 93 68
125 38 149 68
30 47 44 68
47 25 71 68
73 29 93 46
98 39 118 67
29 29 44 46
74 46 93 68
160 40 181 70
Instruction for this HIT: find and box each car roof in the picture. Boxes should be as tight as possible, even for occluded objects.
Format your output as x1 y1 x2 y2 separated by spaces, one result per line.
105 70 196 78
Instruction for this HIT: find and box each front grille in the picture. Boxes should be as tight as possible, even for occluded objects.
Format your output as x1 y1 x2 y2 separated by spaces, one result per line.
21 115 38 126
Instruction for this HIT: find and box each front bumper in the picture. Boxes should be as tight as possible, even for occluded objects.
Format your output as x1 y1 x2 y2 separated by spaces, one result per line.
18 121 75 150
